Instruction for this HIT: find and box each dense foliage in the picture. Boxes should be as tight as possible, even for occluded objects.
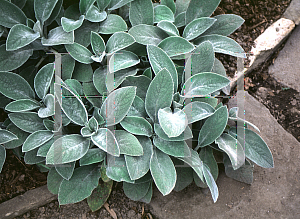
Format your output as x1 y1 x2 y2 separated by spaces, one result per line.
0 0 273 210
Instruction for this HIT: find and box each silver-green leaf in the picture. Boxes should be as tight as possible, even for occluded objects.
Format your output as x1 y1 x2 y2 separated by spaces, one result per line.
129 0 154 26
22 130 53 152
65 43 93 64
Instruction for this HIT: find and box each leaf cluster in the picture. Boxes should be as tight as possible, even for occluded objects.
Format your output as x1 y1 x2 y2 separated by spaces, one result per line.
0 0 273 209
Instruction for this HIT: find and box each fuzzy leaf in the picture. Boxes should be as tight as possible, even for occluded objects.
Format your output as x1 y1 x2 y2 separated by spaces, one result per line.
0 0 27 28
6 24 40 51
106 154 134 183
24 148 45 164
186 0 220 24
108 51 140 73
99 14 127 34
203 164 218 203
34 0 59 24
158 108 187 138
0 45 33 72
157 21 179 36
91 31 105 56
58 164 101 205
0 72 35 100
61 15 85 32
198 106 228 147
38 94 55 118
183 18 216 41
91 128 120 156
86 5 107 22
154 123 193 141
80 148 106 166
121 75 151 100
9 112 45 133
203 14 245 36
150 148 176 196
34 63 54 99
147 45 177 92
154 5 174 23
114 130 143 156
157 36 194 57
5 99 40 112
106 32 135 54
153 136 191 158
22 130 53 152
47 168 63 194
199 147 218 180
129 0 154 26
46 134 90 165
229 127 274 168
128 24 168 46
145 68 173 122
125 136 152 180
100 86 136 126
96 0 111 11
215 133 245 170
182 72 230 97
0 129 18 144
108 0 133 10
193 34 246 58
161 0 176 13
65 43 93 64
183 101 215 124
174 12 186 28
123 181 151 201
120 116 153 137
3 124 29 149
42 26 74 46
79 0 96 14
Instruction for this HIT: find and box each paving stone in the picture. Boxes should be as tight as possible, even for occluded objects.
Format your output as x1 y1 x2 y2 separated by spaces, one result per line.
0 185 57 219
149 92 300 219
248 18 295 72
283 0 300 25
268 25 300 93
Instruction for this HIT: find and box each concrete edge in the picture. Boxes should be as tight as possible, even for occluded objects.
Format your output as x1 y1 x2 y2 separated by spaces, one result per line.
230 0 300 92
0 185 57 219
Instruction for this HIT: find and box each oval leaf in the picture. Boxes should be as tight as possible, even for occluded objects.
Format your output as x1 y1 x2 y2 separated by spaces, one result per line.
91 31 105 56
203 14 245 36
65 42 93 64
99 14 127 34
154 123 193 142
106 32 135 54
108 51 139 73
198 106 228 147
100 86 136 126
61 15 85 32
183 17 216 41
23 130 53 152
0 129 18 144
91 128 120 156
46 134 90 165
129 0 154 26
5 99 40 112
0 0 27 28
153 136 191 158
34 63 54 99
186 0 220 24
193 34 246 58
9 112 45 133
38 94 55 118
120 116 153 137
6 24 40 51
125 136 152 180
123 181 151 201
0 45 33 72
128 24 168 46
150 148 176 196
58 164 101 205
183 101 215 124
34 0 59 24
86 5 107 22
145 68 173 122
229 127 274 168
157 21 179 36
215 133 245 170
158 107 187 138
147 45 177 92
157 36 194 57
182 72 230 97
154 5 174 23
115 130 143 156
106 154 134 183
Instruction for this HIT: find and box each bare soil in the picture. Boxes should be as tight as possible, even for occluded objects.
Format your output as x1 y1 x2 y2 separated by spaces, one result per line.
1 0 299 218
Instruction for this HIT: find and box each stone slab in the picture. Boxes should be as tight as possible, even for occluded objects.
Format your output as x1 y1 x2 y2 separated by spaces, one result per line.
248 18 295 72
149 92 300 219
268 24 300 92
0 185 57 219
283 0 300 25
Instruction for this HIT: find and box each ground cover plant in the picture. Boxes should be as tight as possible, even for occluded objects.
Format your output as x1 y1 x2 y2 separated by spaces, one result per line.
0 0 274 211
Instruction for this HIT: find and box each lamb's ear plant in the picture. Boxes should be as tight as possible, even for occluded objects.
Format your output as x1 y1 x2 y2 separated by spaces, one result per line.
0 0 273 210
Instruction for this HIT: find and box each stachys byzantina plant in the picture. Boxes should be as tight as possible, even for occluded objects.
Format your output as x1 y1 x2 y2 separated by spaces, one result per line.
0 0 273 211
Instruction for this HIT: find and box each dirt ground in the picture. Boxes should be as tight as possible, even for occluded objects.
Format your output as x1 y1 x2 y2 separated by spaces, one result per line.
1 0 299 218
